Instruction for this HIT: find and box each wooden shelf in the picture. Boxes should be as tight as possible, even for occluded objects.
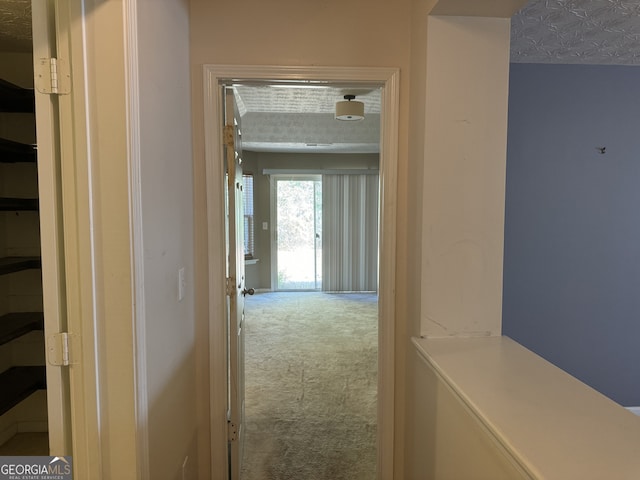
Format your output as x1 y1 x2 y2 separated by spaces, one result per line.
0 138 37 163
0 313 44 346
0 366 46 416
0 79 35 113
0 198 39 211
0 257 41 276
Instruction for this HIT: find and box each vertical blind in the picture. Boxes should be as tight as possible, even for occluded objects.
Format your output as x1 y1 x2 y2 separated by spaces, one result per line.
322 174 379 292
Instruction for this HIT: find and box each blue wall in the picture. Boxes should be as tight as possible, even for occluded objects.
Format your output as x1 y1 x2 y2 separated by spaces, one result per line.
503 64 640 406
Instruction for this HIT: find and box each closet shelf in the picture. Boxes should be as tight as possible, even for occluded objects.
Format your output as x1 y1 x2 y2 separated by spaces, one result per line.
0 257 41 276
0 198 39 211
0 313 44 346
0 366 46 416
0 138 37 163
0 79 35 113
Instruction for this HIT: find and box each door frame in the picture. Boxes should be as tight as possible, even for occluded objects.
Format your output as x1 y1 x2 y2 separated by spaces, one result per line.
31 0 71 455
30 0 103 474
203 64 399 479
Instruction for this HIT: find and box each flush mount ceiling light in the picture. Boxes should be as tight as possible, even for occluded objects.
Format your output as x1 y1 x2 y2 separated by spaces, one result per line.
335 94 364 121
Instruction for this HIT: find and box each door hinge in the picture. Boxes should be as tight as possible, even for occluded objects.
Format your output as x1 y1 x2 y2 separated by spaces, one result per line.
47 332 78 366
227 421 238 442
35 57 71 95
226 276 236 296
223 125 234 148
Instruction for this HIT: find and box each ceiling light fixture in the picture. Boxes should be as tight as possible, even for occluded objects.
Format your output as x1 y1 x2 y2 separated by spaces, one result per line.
335 95 364 121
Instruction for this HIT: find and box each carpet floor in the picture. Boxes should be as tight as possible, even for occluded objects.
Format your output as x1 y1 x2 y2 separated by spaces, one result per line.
240 292 378 480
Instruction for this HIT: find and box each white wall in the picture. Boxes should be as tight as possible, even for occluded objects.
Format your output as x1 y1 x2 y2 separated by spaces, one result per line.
406 0 527 477
135 0 197 478
405 347 528 479
420 16 512 338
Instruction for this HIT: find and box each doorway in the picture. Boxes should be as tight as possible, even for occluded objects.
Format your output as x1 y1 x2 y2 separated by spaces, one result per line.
273 176 322 291
0 1 73 457
203 65 399 479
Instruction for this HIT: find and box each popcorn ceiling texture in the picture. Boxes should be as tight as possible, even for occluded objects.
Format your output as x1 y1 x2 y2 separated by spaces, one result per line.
234 87 382 154
511 0 640 65
234 86 381 116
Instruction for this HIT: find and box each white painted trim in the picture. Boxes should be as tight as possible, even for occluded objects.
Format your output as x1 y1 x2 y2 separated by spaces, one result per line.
269 176 277 291
627 407 640 416
31 0 71 456
52 1 103 476
263 169 379 175
377 66 399 480
203 64 399 479
202 67 230 480
123 1 150 478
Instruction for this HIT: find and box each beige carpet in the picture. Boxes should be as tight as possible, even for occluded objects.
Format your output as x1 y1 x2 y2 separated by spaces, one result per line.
240 292 378 480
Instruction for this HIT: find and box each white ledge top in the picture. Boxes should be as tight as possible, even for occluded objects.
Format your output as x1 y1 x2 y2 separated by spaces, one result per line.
412 336 640 480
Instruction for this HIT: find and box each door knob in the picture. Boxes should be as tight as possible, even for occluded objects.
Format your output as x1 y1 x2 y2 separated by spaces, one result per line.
242 287 255 296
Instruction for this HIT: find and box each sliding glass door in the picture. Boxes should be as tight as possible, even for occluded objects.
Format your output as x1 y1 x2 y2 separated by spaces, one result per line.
273 177 322 290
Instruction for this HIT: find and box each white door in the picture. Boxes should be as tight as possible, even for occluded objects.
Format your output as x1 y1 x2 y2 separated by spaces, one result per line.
224 87 251 479
31 0 72 456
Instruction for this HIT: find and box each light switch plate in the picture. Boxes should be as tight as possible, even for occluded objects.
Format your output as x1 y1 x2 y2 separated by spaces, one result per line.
178 267 186 301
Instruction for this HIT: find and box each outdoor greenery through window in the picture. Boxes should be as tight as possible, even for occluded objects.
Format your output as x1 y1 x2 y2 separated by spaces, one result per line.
275 177 322 290
243 173 255 259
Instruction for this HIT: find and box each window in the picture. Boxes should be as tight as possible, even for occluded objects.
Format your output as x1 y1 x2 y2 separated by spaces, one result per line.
243 173 255 259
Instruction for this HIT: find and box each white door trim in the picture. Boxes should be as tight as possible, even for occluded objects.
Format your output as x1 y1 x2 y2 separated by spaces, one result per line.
42 1 102 477
123 0 151 478
203 64 399 479
31 0 71 455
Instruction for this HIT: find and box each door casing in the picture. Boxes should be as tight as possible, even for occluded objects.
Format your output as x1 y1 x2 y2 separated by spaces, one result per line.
203 65 399 479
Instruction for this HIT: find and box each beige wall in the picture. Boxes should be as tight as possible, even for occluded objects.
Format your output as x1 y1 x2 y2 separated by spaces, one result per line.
59 0 535 477
72 0 526 477
189 1 413 476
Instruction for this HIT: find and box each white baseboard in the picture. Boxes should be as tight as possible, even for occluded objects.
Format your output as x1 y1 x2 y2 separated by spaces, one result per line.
626 407 640 416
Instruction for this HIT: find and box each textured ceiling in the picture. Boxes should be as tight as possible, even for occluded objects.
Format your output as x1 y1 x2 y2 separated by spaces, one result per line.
235 86 381 153
235 85 381 116
511 0 640 65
